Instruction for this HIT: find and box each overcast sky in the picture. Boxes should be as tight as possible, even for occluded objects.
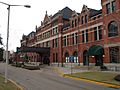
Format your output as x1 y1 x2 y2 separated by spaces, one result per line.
0 0 101 51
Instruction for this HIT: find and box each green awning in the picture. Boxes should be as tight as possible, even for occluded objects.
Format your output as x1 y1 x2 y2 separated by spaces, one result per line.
88 45 104 56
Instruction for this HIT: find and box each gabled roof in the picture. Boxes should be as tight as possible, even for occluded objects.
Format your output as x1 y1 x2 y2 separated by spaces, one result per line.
89 9 102 17
81 5 102 17
43 11 51 24
52 7 73 20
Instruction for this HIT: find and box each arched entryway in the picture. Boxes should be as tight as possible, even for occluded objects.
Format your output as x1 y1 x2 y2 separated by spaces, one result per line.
43 56 50 65
83 50 89 66
88 45 104 66
65 52 69 63
73 51 78 63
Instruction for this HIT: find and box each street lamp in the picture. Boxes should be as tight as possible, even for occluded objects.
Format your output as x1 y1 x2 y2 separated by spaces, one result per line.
0 1 31 83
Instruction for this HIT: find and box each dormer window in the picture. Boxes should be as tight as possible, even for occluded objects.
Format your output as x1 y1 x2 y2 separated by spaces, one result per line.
72 20 74 28
75 19 77 27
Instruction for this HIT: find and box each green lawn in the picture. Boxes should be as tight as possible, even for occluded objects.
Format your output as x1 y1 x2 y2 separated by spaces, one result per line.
65 72 120 85
0 75 21 90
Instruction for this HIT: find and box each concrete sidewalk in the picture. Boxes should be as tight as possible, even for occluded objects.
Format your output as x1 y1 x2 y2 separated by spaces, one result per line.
52 66 120 75
53 66 89 76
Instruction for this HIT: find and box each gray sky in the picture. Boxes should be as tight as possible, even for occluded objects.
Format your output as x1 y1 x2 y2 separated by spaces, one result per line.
0 0 101 51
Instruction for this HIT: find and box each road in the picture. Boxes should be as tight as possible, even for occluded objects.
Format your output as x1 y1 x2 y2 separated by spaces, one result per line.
0 63 118 90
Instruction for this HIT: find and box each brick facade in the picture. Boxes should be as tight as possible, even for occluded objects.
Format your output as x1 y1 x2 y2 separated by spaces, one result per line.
17 0 120 66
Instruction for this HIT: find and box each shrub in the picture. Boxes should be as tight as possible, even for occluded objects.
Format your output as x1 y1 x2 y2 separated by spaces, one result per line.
114 75 120 81
100 66 108 71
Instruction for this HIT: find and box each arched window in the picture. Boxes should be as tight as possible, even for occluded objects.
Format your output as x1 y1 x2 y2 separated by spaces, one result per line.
108 21 118 37
73 51 78 63
65 52 69 63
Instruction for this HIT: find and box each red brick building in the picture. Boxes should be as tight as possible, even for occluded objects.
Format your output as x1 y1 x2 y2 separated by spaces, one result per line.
17 0 120 67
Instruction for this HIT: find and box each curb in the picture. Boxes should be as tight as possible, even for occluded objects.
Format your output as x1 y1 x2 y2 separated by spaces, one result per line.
8 79 24 90
53 67 120 89
64 75 120 89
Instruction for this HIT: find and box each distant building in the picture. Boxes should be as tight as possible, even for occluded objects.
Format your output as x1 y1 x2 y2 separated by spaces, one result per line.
17 0 120 67
3 50 10 61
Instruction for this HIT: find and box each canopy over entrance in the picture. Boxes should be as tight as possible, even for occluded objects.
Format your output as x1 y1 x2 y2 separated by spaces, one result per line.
88 45 104 56
17 46 50 55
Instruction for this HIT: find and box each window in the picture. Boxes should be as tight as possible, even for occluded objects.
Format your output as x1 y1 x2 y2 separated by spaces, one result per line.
55 27 58 34
63 36 67 46
46 41 50 47
75 19 77 27
82 31 85 43
81 16 84 24
56 53 58 62
106 0 116 14
98 26 102 40
55 38 58 47
106 3 111 14
67 35 69 46
52 27 58 35
85 15 87 23
94 26 102 41
75 33 78 44
78 17 80 24
53 53 55 62
65 52 69 63
108 21 118 37
94 27 97 40
52 39 54 48
86 29 88 42
72 34 75 45
82 30 88 43
112 1 116 12
73 51 78 63
72 20 74 28
109 47 120 63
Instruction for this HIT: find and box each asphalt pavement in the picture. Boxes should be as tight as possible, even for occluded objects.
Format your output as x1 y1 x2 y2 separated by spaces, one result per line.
0 63 119 90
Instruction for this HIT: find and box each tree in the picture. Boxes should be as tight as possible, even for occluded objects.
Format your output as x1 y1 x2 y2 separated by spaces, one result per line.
0 34 3 45
0 48 4 61
24 54 29 63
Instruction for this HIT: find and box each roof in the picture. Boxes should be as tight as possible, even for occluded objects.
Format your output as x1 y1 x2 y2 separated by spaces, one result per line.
89 9 102 17
52 7 73 20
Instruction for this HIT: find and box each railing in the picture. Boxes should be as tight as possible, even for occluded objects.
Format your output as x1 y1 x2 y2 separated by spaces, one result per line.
107 66 120 71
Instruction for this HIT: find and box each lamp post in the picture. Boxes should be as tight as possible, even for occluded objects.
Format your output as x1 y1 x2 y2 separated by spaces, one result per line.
0 1 31 83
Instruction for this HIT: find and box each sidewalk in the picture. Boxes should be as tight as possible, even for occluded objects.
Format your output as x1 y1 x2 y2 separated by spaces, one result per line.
53 66 120 75
53 66 89 75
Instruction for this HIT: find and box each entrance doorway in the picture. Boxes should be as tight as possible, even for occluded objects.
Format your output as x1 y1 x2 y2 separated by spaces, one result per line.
95 55 103 66
88 45 104 66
